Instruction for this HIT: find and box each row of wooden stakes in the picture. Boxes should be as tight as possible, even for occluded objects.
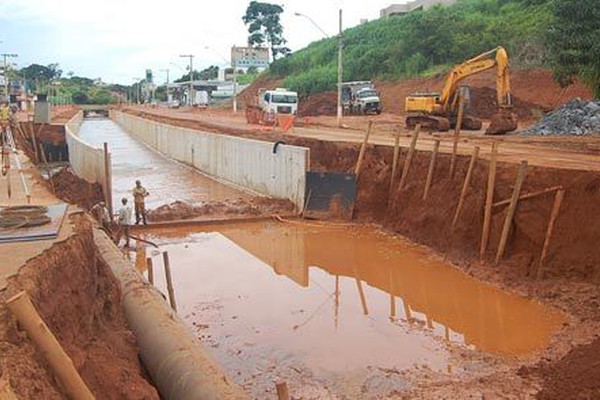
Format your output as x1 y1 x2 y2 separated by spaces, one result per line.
353 121 564 280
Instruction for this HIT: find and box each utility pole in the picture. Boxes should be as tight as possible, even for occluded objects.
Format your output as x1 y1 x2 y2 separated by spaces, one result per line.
336 9 343 127
233 58 238 113
2 53 18 99
179 54 194 106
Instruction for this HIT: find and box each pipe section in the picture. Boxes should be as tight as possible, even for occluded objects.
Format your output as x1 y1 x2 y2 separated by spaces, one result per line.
93 229 249 400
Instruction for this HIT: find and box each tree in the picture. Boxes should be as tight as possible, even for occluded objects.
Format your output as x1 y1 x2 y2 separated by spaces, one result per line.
242 1 291 59
199 65 219 80
546 0 600 97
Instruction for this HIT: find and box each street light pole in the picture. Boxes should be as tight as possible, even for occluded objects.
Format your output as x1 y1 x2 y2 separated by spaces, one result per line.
2 53 18 99
179 54 194 106
293 12 330 38
337 9 343 127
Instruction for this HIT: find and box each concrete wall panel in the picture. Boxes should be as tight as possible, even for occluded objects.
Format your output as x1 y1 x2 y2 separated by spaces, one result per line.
111 110 309 209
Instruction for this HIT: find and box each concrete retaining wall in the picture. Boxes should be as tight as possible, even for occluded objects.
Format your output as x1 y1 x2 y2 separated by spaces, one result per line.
111 110 309 209
65 111 112 209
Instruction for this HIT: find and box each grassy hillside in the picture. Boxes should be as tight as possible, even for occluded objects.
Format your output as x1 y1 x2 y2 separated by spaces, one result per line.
270 0 553 96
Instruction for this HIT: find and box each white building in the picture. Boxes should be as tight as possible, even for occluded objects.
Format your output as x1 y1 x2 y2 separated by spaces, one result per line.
380 0 457 17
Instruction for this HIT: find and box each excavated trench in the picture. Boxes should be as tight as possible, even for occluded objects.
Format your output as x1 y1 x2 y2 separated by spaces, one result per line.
13 112 598 398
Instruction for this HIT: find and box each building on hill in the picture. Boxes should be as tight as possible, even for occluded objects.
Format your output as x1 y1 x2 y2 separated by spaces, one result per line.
380 0 456 17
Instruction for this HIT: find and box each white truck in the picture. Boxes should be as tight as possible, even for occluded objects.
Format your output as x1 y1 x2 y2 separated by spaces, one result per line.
341 81 382 115
246 88 299 125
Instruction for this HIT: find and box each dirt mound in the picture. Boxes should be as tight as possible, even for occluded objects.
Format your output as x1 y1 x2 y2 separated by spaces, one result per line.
518 337 600 399
468 86 545 120
375 68 592 116
523 98 600 135
238 74 283 109
148 198 295 222
298 92 337 116
50 167 105 209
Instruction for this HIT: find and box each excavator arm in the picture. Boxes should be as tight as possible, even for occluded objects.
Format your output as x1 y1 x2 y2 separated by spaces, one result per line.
440 46 512 113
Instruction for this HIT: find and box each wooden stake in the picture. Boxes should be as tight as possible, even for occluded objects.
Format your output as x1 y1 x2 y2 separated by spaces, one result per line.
398 124 421 190
536 189 565 279
480 142 499 260
162 251 177 312
495 160 528 265
146 257 154 285
452 146 480 230
5 292 94 400
389 124 402 194
423 139 440 200
449 99 465 178
103 142 113 217
493 185 563 208
354 120 373 177
275 381 290 400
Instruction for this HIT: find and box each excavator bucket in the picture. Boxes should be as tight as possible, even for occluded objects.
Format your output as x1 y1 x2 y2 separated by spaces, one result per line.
486 109 518 135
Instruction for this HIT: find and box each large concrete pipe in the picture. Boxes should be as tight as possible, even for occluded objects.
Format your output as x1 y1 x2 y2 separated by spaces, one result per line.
93 229 249 400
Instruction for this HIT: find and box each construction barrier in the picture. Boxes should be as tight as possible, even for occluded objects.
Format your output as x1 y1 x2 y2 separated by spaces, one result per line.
111 110 309 210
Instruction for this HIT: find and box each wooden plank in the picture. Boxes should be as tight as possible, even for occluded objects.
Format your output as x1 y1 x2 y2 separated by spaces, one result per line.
423 139 440 200
5 292 94 400
354 120 373 177
493 185 563 208
452 146 480 230
398 124 421 190
162 251 177 312
480 142 499 260
536 189 565 279
388 124 402 196
495 160 528 265
146 257 154 285
449 99 465 178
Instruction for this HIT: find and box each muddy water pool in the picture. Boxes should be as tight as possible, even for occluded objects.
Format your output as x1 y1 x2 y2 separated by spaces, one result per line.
136 220 564 398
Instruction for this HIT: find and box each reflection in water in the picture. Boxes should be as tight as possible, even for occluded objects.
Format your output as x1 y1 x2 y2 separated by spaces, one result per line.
77 118 249 209
143 221 564 369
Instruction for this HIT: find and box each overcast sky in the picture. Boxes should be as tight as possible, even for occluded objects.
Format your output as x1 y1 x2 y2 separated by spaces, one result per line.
0 0 403 84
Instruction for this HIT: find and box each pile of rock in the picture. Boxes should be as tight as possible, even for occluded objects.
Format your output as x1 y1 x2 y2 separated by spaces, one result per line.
523 98 600 135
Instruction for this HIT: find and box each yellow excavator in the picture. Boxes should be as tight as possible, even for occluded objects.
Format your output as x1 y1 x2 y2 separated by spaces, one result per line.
405 46 518 134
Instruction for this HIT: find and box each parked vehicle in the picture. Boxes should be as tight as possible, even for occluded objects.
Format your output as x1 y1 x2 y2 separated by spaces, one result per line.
341 81 382 115
246 88 298 125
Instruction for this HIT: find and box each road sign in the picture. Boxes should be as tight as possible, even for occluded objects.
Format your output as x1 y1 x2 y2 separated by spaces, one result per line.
231 46 270 68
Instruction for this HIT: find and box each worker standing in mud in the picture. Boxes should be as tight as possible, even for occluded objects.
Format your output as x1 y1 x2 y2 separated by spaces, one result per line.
116 197 132 247
132 180 149 225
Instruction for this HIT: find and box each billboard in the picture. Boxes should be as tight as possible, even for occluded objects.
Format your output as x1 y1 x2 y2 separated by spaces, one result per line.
231 46 270 69
145 69 153 83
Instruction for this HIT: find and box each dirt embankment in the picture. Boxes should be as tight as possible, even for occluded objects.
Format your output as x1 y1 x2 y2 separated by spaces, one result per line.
0 215 158 399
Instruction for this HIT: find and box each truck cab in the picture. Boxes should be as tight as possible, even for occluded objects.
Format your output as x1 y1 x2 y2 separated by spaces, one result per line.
341 81 382 115
258 88 298 115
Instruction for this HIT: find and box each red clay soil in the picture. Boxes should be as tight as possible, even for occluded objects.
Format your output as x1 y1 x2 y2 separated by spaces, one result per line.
298 92 337 117
49 168 105 210
375 68 592 116
148 198 296 222
0 215 158 399
237 74 283 109
518 337 600 399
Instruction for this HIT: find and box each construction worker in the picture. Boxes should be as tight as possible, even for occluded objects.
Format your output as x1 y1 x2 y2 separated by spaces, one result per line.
0 100 10 142
116 197 132 247
90 201 111 232
132 179 149 225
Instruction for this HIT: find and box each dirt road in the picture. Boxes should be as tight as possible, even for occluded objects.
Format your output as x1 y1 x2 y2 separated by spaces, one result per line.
125 106 600 172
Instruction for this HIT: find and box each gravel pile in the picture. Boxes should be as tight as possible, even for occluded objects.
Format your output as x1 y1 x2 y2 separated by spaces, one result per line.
523 98 600 135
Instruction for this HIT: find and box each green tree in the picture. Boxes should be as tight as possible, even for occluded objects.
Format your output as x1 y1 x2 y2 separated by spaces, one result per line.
546 0 600 97
199 65 219 80
242 1 290 59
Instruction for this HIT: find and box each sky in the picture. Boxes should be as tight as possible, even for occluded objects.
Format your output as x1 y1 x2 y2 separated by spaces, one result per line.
0 0 403 85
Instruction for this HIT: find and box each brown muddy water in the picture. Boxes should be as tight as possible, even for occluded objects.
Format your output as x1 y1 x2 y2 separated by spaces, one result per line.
135 220 564 398
78 118 250 209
